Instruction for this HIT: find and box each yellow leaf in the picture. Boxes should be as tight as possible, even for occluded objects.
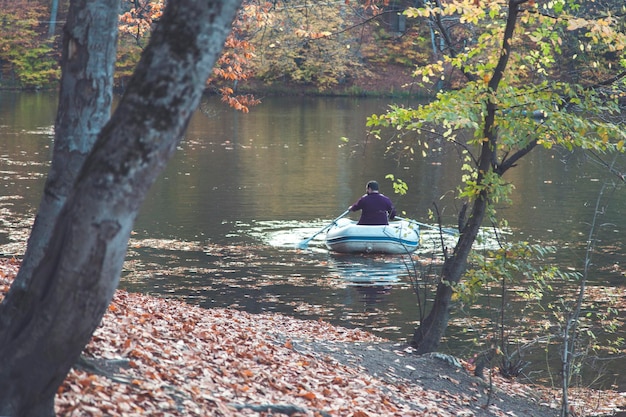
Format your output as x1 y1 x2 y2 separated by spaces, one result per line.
567 18 588 31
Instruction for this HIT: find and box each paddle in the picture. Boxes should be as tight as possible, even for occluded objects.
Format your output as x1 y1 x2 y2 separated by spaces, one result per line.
395 216 458 236
297 209 350 249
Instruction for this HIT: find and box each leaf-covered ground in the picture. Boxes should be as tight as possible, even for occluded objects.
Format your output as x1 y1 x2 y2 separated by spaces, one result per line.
0 257 624 416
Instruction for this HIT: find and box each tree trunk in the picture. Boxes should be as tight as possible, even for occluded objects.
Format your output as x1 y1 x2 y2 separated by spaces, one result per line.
411 190 489 353
411 280 454 352
0 1 242 415
47 0 60 38
11 0 119 305
410 0 520 354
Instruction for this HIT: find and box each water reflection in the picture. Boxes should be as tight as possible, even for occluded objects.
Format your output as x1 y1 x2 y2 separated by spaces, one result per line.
328 254 405 286
328 254 408 307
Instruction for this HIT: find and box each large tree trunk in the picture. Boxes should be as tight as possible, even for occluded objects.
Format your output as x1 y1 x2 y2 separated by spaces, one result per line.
12 0 119 299
0 1 242 415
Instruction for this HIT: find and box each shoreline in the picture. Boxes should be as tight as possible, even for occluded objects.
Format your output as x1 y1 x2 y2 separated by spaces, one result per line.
1 257 623 416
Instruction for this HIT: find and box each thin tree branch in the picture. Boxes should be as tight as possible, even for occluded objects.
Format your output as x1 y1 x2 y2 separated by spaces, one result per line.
496 139 538 175
586 150 626 183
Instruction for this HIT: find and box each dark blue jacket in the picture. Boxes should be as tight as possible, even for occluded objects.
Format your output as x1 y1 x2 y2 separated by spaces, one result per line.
350 192 396 225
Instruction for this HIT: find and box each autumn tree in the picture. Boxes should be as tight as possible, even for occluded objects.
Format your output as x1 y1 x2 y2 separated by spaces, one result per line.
115 0 163 85
245 0 393 91
0 0 242 415
117 0 258 111
0 1 60 88
115 0 429 95
368 0 625 363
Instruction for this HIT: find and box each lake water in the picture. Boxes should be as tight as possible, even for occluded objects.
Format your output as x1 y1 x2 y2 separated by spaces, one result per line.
1 91 625 389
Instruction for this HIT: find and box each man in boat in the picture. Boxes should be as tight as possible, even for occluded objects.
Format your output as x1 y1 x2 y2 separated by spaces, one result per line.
349 180 396 225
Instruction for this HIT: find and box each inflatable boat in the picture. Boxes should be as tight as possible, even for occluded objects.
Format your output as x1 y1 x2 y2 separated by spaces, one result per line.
325 218 420 254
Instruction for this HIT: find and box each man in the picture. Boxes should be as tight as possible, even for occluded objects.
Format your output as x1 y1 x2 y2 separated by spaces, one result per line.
349 180 396 225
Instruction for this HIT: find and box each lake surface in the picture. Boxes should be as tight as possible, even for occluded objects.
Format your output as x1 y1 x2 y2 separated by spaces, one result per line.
1 91 625 389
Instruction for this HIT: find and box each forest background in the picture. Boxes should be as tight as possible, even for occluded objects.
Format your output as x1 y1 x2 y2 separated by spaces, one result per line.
3 0 622 99
2 0 421 96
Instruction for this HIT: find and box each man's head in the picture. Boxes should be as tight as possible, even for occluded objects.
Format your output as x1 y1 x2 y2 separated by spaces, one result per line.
366 180 379 193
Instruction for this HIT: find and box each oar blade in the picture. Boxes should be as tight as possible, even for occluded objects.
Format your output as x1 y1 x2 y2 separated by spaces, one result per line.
395 217 458 236
295 209 350 250
296 238 312 249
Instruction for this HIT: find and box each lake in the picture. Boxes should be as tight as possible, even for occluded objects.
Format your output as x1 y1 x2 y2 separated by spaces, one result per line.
1 91 625 389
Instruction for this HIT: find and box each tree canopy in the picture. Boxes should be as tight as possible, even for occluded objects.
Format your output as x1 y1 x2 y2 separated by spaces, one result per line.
3 0 624 102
